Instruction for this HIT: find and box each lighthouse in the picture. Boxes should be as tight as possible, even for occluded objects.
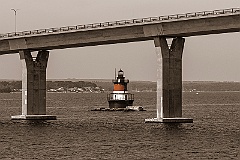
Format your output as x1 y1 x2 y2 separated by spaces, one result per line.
107 69 134 108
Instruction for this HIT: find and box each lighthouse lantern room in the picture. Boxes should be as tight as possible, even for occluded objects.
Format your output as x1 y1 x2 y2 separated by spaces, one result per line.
107 69 134 108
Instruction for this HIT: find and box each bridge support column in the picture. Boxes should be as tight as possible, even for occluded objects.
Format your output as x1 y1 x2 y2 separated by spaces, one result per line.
145 37 192 123
11 50 56 120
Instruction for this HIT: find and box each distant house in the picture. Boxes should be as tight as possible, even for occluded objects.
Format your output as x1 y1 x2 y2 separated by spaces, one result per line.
56 87 65 92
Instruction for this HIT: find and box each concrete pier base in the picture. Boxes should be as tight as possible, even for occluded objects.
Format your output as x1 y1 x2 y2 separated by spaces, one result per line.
11 115 57 120
145 118 193 123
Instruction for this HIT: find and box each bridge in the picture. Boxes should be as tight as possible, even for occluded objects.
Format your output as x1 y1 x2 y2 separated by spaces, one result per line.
0 8 239 122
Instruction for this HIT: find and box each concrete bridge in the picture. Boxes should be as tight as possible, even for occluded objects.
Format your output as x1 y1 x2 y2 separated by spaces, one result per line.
0 8 239 122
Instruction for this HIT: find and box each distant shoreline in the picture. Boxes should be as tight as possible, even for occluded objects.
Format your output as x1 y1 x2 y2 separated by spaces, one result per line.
1 80 240 93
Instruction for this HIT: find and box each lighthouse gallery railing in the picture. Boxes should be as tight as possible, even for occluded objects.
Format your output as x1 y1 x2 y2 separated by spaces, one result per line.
107 93 134 101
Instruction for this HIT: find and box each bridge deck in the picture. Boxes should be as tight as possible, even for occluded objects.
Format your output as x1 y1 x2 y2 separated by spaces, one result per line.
0 8 239 54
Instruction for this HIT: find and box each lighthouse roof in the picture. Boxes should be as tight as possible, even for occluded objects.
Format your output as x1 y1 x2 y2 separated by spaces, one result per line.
118 69 124 76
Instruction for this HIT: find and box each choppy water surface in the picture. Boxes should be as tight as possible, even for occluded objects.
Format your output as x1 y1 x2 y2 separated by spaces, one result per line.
0 92 239 159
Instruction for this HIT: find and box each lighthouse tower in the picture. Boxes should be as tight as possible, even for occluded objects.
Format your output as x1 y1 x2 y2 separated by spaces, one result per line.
107 69 134 108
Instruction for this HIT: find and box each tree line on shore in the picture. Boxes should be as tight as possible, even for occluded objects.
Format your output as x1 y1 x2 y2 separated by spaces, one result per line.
0 81 100 93
0 81 21 93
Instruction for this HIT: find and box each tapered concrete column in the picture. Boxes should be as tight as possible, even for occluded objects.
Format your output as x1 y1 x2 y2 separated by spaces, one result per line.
145 37 192 123
11 50 56 120
162 37 184 118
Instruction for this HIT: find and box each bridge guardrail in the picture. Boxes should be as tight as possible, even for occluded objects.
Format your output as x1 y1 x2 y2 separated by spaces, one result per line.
0 8 239 39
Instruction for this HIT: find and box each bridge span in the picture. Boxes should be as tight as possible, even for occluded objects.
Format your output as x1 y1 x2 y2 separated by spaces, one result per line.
0 8 239 122
0 8 239 55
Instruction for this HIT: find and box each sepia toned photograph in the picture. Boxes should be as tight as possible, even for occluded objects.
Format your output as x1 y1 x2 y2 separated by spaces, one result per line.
0 0 239 159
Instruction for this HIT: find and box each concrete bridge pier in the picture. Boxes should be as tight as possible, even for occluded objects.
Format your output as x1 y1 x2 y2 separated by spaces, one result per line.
145 37 193 123
11 50 56 120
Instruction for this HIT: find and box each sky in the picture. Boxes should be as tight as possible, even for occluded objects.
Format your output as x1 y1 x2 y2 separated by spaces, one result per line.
0 0 240 81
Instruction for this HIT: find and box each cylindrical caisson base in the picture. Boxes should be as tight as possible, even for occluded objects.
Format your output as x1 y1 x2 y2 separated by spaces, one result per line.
108 100 134 108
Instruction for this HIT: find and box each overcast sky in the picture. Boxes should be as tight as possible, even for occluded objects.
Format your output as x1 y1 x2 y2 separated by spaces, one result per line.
0 0 240 81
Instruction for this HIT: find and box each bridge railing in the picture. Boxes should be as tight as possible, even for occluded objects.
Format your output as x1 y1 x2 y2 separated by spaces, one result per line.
0 8 239 39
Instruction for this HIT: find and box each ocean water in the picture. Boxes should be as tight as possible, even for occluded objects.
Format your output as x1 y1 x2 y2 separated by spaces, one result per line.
0 91 239 160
